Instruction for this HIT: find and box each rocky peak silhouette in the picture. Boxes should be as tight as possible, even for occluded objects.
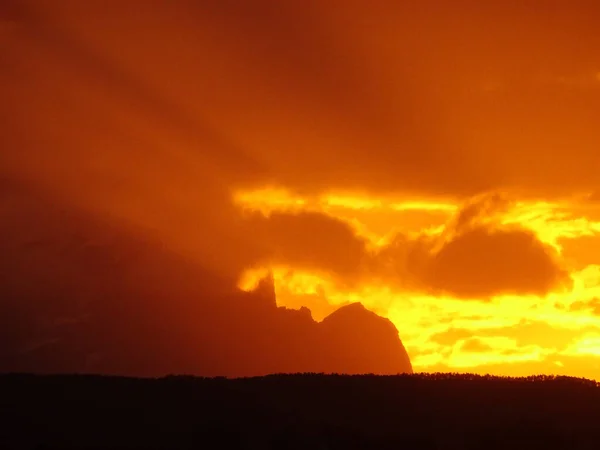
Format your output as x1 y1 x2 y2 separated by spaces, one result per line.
0 185 413 377
320 303 413 374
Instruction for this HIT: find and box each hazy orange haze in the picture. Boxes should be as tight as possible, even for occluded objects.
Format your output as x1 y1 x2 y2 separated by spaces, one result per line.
2 1 600 379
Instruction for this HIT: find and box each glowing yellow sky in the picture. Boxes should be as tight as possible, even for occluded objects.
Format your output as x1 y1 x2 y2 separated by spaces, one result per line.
235 187 600 380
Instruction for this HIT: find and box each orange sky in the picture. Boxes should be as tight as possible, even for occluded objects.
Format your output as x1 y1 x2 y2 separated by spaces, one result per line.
2 1 600 379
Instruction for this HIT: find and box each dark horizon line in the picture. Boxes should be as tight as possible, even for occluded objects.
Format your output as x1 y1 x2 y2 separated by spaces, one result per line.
2 371 598 385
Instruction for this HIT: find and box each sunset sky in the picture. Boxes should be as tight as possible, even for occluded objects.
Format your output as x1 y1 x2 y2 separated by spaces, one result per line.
2 1 600 379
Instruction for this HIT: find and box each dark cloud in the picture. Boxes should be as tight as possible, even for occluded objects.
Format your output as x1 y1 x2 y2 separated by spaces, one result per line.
362 232 434 290
243 211 369 278
368 193 572 298
355 192 572 298
423 226 571 298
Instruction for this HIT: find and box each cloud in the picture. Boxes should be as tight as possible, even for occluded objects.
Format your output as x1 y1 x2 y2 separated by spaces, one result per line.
235 192 573 300
381 193 573 299
362 232 434 290
570 298 600 315
448 192 514 234
423 226 571 298
430 328 474 346
460 338 494 353
355 193 572 299
429 321 586 355
242 211 369 279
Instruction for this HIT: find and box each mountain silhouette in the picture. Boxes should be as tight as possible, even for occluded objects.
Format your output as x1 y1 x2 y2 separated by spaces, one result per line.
0 180 412 376
320 303 413 374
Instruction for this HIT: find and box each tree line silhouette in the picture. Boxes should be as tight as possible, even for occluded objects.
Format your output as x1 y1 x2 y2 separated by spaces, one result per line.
1 372 599 449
